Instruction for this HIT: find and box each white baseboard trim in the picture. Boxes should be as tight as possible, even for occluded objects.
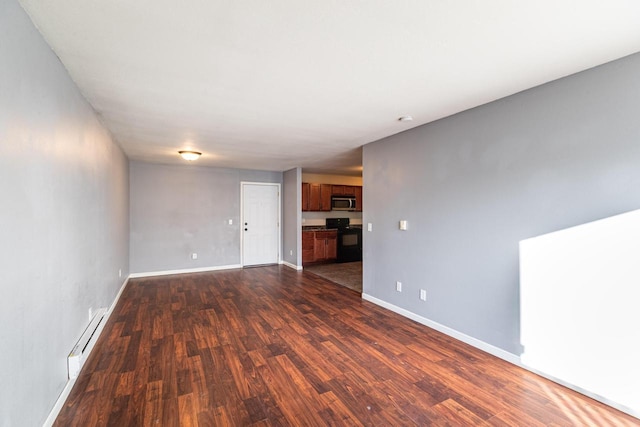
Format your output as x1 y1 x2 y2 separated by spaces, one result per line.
281 260 303 271
44 276 130 427
361 293 520 364
129 264 242 278
361 293 639 420
43 375 77 427
519 363 640 419
108 276 130 317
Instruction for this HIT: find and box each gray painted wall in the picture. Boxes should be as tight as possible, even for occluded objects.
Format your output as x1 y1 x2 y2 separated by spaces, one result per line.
283 168 302 267
363 52 640 355
0 1 130 425
130 162 282 273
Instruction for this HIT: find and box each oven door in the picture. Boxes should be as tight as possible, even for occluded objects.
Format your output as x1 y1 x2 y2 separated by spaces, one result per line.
337 228 362 263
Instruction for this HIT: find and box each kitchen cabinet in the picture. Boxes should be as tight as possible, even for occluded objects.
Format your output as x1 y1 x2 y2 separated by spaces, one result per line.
355 186 363 212
307 183 332 211
302 230 315 263
301 183 310 211
302 229 337 264
302 182 362 212
331 185 356 196
314 230 337 261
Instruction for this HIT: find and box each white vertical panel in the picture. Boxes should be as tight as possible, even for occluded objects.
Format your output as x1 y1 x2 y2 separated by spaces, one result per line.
520 209 640 415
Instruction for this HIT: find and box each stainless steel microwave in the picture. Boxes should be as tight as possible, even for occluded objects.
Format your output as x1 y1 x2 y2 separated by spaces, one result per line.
331 196 356 211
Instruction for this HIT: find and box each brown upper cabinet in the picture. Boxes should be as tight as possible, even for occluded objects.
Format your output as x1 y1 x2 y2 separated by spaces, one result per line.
303 183 332 211
301 182 310 211
302 182 363 212
331 185 356 196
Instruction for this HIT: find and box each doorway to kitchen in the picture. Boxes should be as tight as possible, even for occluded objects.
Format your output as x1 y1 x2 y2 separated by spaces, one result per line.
303 217 363 293
241 182 280 266
301 175 364 292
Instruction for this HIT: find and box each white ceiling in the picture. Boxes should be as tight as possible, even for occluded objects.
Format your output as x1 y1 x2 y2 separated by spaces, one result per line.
19 1 640 176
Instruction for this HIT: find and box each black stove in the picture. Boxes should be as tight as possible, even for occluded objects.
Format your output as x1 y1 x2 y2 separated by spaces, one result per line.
325 217 350 230
326 218 362 263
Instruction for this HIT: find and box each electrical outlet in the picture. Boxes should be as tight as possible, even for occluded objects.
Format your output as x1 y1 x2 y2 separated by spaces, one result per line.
367 223 373 232
191 253 198 260
118 268 122 278
289 249 293 256
396 281 402 292
88 307 93 321
420 289 427 301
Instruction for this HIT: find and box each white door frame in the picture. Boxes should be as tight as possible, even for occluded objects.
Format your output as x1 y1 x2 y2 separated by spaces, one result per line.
240 181 281 266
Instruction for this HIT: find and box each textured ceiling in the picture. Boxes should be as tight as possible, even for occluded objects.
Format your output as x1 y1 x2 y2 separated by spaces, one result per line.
19 1 640 175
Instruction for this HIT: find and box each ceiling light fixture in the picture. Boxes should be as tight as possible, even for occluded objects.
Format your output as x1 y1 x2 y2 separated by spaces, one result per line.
398 115 413 122
178 150 202 161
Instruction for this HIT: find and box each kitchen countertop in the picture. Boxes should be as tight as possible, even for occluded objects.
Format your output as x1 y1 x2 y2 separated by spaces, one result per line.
302 226 336 231
302 225 362 231
302 220 363 227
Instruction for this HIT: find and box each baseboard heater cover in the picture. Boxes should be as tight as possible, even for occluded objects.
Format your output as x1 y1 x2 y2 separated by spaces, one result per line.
67 307 107 379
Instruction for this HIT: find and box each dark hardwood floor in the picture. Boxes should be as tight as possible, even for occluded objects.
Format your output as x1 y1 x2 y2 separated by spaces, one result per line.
54 266 639 426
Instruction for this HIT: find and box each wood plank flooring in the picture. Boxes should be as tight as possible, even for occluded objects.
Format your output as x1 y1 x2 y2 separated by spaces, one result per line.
54 266 639 426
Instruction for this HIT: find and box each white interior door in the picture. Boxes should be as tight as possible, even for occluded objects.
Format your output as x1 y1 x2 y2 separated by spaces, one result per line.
242 183 280 266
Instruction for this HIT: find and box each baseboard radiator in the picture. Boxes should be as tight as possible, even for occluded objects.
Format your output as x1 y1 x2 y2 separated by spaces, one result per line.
67 308 107 379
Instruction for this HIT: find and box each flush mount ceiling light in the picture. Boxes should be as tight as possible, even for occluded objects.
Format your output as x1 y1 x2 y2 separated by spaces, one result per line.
398 115 413 122
178 150 202 161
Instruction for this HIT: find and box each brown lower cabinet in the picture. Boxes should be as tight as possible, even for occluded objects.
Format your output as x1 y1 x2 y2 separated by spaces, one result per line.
302 230 337 265
302 231 314 263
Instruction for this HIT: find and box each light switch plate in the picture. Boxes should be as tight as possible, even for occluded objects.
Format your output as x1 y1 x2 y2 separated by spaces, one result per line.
400 220 408 230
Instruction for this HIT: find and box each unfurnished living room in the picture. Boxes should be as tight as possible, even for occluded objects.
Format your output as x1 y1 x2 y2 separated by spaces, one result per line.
2 1 640 425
